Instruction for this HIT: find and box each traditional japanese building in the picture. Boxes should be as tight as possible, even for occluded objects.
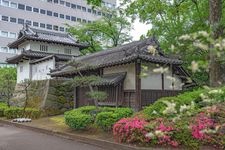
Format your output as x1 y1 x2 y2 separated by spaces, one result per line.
50 37 195 110
6 24 86 83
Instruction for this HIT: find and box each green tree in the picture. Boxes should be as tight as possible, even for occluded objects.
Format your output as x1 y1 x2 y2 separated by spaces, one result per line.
65 60 107 109
0 67 16 107
67 8 132 54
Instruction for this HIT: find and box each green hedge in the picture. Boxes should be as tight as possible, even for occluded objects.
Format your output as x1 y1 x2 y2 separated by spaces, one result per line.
0 103 7 117
4 107 41 119
143 89 205 119
64 110 92 130
64 106 133 130
95 108 133 131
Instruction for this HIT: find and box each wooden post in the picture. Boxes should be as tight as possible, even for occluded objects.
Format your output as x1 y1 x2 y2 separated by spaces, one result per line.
116 85 118 108
161 73 164 90
135 60 141 111
73 87 76 109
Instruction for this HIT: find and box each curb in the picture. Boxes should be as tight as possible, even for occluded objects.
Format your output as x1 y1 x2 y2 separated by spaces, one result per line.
0 119 157 150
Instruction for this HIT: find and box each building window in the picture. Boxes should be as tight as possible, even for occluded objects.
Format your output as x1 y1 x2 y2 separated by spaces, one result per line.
82 7 86 12
88 20 91 23
82 19 87 23
71 4 76 9
18 4 25 10
33 22 39 27
1 31 8 37
60 0 65 5
40 45 48 52
1 47 8 53
65 2 70 7
77 18 81 22
20 66 23 73
26 6 32 11
59 27 64 32
88 9 92 13
10 17 17 23
66 15 70 20
53 12 58 17
47 11 52 16
60 14 64 19
33 7 39 13
46 24 52 30
53 25 58 31
10 2 17 8
40 23 45 28
26 20 32 25
9 32 16 38
2 0 9 7
18 18 24 24
77 5 81 10
92 10 96 15
47 0 52 2
54 0 58 4
2 16 9 22
98 11 101 16
71 16 76 22
8 48 16 53
64 49 71 54
40 9 46 14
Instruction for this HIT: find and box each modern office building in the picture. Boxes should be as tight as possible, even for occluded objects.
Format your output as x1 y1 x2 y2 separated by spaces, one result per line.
0 0 117 67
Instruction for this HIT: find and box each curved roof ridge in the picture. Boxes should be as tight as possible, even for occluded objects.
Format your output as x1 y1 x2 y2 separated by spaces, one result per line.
75 37 156 61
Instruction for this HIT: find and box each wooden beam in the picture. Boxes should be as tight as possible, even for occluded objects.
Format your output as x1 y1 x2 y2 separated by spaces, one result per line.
161 73 164 90
135 60 141 111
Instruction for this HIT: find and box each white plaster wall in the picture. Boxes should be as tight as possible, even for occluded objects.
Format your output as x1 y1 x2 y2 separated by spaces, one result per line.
103 63 135 90
31 59 54 80
30 41 80 56
141 64 162 90
141 63 182 90
17 60 30 83
18 41 31 51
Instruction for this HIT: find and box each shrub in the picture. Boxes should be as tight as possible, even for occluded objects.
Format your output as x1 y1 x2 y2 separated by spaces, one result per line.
64 110 92 130
143 89 205 119
0 103 8 117
96 108 133 131
96 112 117 131
4 107 41 119
113 117 150 144
77 106 96 114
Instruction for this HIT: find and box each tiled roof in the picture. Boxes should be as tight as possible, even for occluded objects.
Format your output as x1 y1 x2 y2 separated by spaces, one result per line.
0 52 16 63
92 72 126 86
8 24 87 49
50 37 183 77
6 50 76 64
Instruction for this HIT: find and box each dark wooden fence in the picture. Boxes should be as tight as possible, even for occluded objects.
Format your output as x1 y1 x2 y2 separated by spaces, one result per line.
141 90 180 106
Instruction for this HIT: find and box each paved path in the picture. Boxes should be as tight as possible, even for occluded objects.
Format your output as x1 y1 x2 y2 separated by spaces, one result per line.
0 124 104 150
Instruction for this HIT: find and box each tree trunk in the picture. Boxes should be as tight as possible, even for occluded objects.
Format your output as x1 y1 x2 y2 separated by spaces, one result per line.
209 0 223 87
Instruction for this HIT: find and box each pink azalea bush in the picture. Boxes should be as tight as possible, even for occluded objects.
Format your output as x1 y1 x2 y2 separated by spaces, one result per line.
190 112 215 140
189 105 225 148
154 119 179 147
113 117 150 144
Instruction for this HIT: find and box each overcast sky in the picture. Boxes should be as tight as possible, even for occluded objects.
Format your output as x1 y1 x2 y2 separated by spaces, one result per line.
116 0 151 41
130 20 151 41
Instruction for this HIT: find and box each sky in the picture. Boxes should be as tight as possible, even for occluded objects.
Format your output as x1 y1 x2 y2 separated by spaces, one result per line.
130 20 151 41
116 0 151 41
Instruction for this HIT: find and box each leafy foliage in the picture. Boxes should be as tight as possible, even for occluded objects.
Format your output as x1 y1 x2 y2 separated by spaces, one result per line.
64 110 93 130
95 108 133 131
64 106 133 130
67 7 132 54
0 67 16 106
4 107 41 119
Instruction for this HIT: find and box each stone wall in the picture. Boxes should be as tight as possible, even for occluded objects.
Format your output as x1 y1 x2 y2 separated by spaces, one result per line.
10 79 73 116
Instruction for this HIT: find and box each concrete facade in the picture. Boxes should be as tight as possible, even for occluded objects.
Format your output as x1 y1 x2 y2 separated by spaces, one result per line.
0 0 116 66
